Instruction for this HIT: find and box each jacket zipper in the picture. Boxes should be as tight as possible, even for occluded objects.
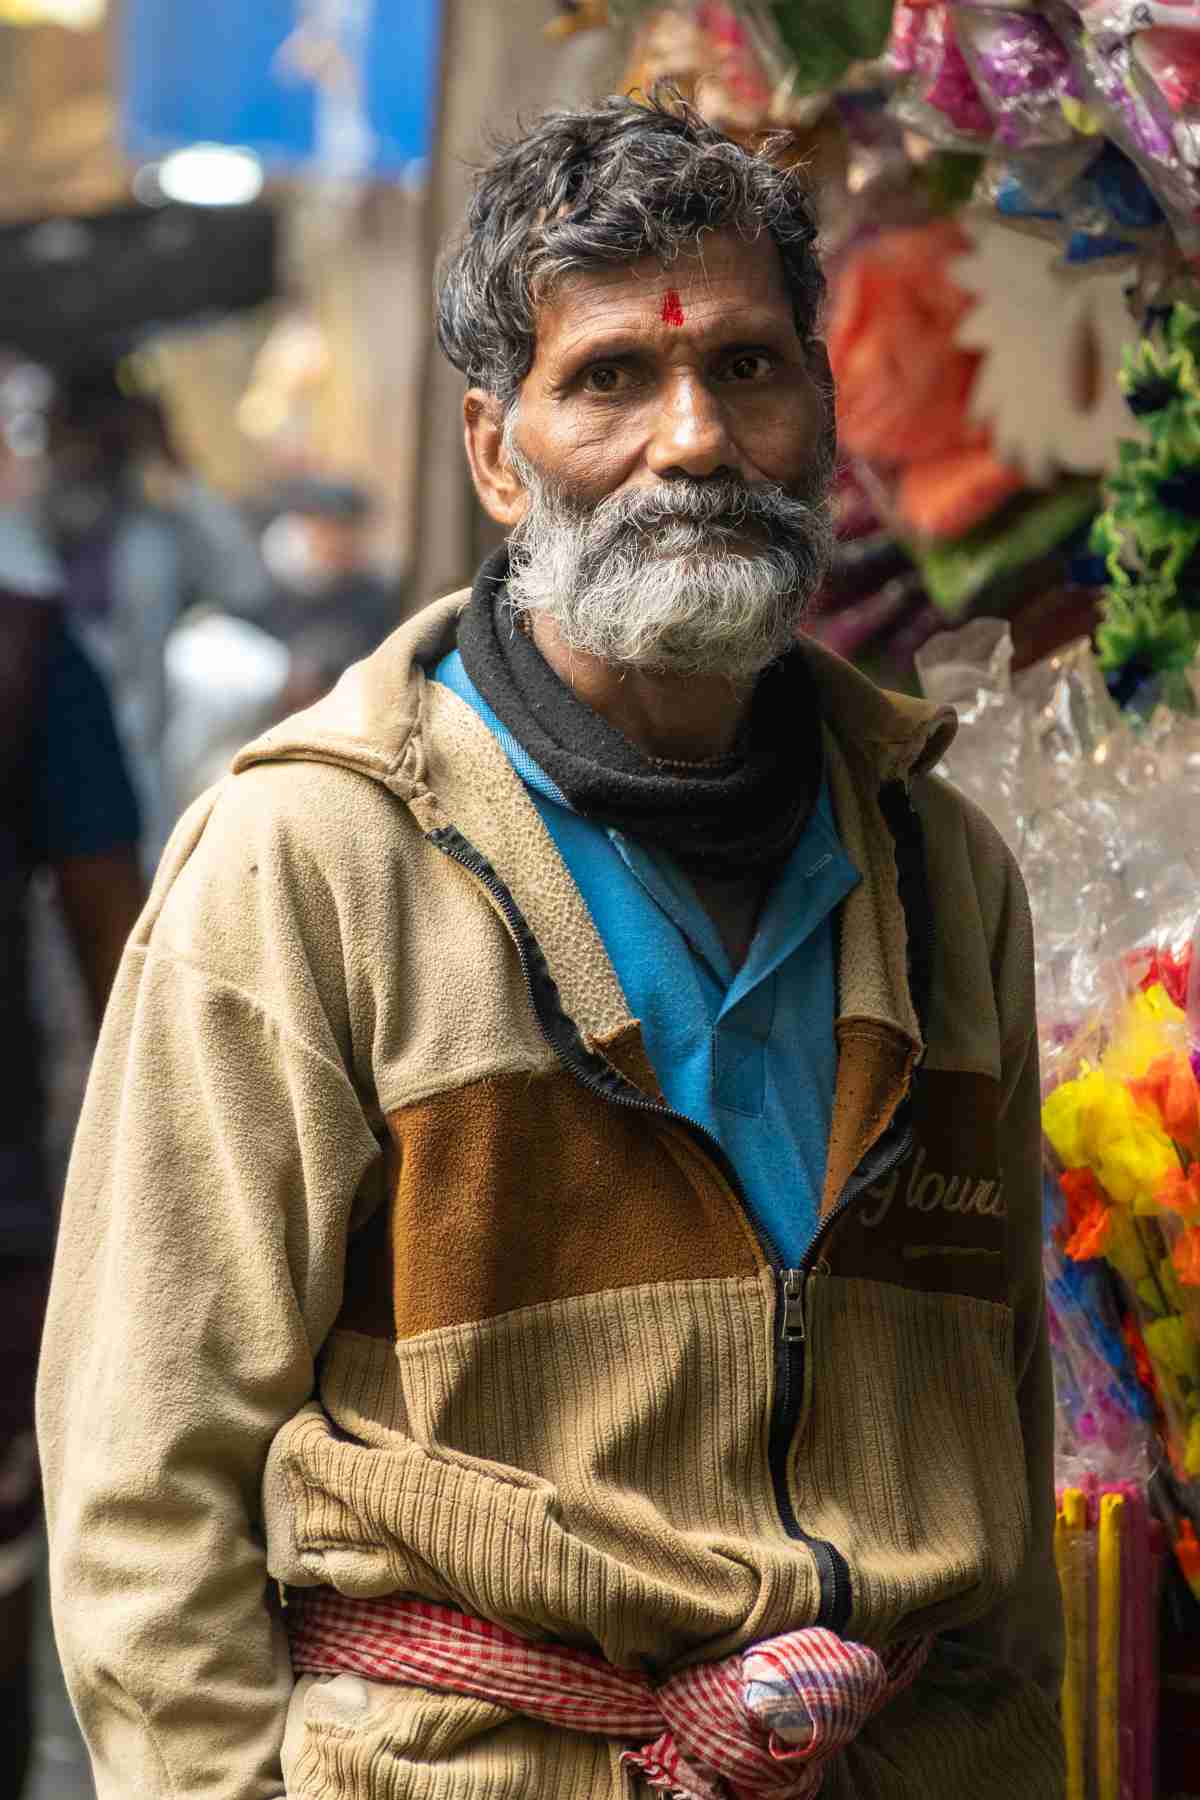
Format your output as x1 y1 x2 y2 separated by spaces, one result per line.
427 823 915 1634
771 1120 915 1631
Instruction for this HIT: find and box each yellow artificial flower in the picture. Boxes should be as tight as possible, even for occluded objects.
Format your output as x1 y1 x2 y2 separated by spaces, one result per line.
1188 1418 1200 1481
1144 1315 1200 1386
1103 985 1187 1084
1042 1066 1177 1207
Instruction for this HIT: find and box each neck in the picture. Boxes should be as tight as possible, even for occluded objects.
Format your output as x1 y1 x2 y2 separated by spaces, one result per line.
528 615 752 763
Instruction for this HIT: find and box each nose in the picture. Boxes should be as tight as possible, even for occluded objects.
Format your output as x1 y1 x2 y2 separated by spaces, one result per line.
645 372 738 482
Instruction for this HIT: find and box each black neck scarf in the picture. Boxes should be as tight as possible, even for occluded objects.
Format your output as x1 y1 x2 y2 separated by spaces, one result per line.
454 546 823 880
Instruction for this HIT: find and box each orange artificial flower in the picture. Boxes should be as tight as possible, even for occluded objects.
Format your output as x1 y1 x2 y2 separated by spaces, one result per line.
1171 1226 1200 1287
827 220 981 464
897 444 1025 541
826 219 1026 540
1122 1313 1161 1409
1155 1163 1200 1223
1063 1191 1113 1262
1060 1166 1106 1233
1129 1053 1200 1154
1059 1169 1113 1262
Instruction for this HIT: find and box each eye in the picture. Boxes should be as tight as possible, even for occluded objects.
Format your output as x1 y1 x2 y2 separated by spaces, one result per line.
582 364 629 395
721 351 774 383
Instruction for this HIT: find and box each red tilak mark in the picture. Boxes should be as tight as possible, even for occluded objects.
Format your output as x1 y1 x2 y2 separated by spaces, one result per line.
661 289 685 327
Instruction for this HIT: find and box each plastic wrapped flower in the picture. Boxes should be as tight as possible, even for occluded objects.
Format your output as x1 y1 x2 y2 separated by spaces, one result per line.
826 219 1024 540
1171 1226 1200 1288
1188 1419 1200 1481
1043 1067 1178 1206
1128 1053 1200 1154
1143 1315 1200 1386
1156 1163 1200 1223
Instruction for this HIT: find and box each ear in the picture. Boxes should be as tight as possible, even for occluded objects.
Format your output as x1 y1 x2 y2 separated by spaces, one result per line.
463 390 528 528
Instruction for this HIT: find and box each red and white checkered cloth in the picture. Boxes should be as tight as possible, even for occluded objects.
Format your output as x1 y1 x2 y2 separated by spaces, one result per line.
289 1589 930 1799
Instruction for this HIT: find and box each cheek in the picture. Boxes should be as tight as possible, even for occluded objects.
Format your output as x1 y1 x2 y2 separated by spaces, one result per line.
536 408 645 501
730 391 827 486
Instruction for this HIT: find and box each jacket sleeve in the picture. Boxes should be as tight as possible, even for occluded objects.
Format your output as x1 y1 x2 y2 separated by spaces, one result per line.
36 783 384 1799
949 847 1063 1705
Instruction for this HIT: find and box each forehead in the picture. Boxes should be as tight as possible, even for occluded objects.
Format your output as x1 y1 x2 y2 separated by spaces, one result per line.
532 231 796 362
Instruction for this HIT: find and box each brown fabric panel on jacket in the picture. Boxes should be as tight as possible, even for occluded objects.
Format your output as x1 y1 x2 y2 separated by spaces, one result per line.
383 1034 764 1339
589 1018 665 1103
820 1019 916 1219
819 1069 1008 1304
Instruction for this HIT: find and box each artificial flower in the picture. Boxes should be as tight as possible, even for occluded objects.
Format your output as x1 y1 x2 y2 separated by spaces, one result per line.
1122 1313 1161 1407
1130 944 1193 1012
1187 1421 1200 1483
1097 1131 1179 1213
1128 1052 1200 1153
1135 982 1187 1027
827 221 983 465
896 446 1025 542
1143 1315 1200 1385
1060 1167 1106 1234
1072 1195 1115 1267
1103 985 1187 1087
1171 1226 1200 1287
1044 1069 1107 1171
1155 1162 1200 1223
1043 1067 1177 1206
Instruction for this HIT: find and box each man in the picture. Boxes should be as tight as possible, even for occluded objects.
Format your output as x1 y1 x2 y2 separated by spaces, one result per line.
45 363 269 863
0 537 143 1792
251 477 402 706
38 95 1064 1799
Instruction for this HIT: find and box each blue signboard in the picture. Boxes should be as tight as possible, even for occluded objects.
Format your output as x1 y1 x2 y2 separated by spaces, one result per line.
121 0 440 178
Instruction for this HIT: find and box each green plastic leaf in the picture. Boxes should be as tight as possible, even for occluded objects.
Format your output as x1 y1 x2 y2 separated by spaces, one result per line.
769 0 896 94
919 151 983 214
913 480 1099 619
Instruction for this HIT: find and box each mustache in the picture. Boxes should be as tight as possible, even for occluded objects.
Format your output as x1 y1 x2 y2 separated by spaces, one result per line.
573 476 826 546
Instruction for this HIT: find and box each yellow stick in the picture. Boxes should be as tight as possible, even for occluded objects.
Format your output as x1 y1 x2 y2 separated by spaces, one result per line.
1055 1502 1086 1800
1097 1492 1125 1800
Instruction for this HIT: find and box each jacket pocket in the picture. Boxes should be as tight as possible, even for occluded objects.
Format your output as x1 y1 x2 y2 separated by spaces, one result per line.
282 1672 526 1800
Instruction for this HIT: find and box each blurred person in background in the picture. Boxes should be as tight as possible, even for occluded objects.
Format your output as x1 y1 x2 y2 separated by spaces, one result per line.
43 363 269 863
0 502 143 1793
254 477 403 708
158 479 401 827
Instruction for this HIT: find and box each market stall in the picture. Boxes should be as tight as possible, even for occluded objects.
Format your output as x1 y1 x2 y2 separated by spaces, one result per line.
546 6 1200 1793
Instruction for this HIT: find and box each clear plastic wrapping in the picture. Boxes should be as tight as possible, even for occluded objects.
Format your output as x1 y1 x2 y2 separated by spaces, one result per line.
918 619 1200 1688
955 7 1080 147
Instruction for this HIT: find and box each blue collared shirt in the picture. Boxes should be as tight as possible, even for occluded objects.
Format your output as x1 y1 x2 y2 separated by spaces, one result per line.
434 649 860 1266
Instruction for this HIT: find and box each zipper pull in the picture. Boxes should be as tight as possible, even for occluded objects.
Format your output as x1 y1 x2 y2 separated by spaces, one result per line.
780 1268 806 1343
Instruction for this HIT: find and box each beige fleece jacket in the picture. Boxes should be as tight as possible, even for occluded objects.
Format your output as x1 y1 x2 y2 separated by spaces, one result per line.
37 592 1064 1800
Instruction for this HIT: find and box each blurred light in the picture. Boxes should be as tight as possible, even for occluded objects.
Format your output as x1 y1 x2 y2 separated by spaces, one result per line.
157 144 264 208
132 163 167 206
4 412 47 458
0 0 105 24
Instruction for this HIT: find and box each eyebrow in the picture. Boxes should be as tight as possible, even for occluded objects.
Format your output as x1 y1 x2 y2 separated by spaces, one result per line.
549 312 799 371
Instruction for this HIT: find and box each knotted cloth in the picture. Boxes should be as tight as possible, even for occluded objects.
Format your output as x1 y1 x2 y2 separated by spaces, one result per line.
290 1590 930 1799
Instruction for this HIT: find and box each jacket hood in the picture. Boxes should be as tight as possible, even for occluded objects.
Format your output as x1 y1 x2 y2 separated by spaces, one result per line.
233 587 958 794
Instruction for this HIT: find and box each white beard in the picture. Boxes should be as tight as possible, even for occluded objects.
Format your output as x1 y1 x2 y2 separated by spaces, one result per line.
502 442 834 683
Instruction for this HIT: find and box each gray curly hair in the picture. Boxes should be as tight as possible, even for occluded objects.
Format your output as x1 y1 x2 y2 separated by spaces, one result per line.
435 90 825 406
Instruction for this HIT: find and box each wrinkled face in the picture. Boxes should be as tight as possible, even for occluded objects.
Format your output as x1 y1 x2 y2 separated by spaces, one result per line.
496 230 835 679
515 229 830 504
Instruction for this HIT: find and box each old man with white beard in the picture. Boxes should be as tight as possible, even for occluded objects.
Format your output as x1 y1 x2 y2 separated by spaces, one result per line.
39 92 1063 1800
